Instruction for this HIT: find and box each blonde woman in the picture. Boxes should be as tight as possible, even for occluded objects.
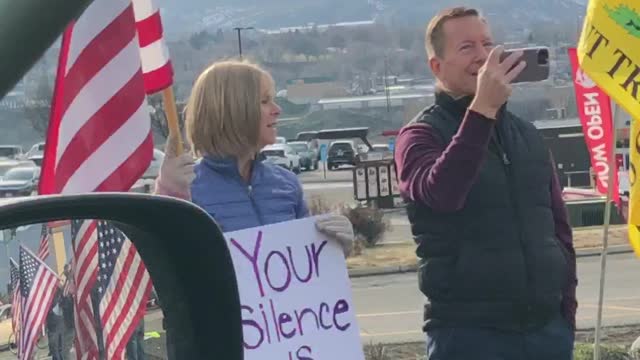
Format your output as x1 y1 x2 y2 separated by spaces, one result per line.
155 60 354 255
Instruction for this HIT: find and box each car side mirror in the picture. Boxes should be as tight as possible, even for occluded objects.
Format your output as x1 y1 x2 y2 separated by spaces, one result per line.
0 193 244 360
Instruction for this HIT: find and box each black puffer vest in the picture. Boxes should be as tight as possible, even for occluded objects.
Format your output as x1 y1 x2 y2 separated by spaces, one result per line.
407 93 569 332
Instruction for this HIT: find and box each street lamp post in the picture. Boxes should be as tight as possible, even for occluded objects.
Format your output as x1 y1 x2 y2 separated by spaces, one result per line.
233 26 254 60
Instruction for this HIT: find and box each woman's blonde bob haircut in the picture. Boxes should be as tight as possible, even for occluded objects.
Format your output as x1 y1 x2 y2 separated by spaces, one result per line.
185 60 273 158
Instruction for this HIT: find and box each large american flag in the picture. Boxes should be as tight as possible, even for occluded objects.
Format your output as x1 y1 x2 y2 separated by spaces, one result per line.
18 246 59 360
38 0 173 357
9 258 21 355
37 224 51 260
93 220 151 359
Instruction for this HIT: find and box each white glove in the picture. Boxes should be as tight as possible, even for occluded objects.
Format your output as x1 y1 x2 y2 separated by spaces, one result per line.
315 214 354 257
157 153 196 195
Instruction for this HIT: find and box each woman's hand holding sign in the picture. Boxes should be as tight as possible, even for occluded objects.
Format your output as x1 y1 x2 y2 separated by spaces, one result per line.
156 134 196 199
315 215 354 257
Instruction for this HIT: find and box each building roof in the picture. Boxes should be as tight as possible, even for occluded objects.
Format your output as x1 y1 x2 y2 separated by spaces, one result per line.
532 118 581 129
317 93 431 105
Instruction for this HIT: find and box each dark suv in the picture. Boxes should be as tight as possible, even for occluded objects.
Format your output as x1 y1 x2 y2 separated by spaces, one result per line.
327 141 357 170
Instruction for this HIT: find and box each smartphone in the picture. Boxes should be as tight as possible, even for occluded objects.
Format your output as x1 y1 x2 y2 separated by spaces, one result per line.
499 46 550 83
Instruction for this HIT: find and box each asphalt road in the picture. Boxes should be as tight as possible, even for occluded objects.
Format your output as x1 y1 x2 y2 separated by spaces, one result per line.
351 253 640 344
139 253 640 347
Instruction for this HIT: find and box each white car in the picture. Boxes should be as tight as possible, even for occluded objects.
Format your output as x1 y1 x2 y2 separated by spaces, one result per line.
260 144 301 173
25 142 45 158
0 145 24 160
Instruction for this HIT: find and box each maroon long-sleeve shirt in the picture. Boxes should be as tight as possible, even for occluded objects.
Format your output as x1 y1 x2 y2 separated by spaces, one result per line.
394 108 578 329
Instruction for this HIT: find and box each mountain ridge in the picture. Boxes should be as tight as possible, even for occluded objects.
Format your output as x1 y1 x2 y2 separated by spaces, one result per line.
156 0 586 38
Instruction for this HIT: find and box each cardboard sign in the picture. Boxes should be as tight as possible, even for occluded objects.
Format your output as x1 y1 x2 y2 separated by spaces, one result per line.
225 217 364 360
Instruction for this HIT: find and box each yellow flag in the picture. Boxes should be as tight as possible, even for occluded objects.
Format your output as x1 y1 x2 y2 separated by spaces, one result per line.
577 0 640 256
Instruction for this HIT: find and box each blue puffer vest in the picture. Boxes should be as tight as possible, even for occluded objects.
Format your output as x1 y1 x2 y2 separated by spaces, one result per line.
191 156 308 232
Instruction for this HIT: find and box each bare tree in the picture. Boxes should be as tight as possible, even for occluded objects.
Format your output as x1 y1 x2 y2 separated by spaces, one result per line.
22 74 53 136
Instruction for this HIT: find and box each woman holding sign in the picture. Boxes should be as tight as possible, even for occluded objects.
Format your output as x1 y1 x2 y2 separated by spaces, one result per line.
155 60 354 255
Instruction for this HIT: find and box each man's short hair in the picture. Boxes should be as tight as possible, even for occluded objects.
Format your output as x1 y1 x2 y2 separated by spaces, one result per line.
425 7 482 59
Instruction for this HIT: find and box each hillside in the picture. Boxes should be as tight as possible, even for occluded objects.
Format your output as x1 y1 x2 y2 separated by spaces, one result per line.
156 0 586 37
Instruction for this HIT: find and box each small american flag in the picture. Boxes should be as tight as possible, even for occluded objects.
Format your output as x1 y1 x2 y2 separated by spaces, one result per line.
93 220 151 359
133 0 174 94
9 258 22 355
71 219 99 360
37 224 51 260
19 245 59 360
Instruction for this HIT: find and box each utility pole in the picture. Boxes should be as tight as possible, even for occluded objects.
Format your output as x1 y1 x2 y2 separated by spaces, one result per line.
233 26 255 60
383 53 391 113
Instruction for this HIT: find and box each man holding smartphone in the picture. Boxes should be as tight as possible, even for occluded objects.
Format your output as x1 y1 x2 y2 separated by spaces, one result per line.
394 6 576 359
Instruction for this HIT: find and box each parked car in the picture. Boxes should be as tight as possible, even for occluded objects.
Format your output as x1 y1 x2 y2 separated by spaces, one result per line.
141 149 165 179
363 143 393 160
0 145 24 160
260 144 301 173
25 142 45 158
327 140 358 170
0 166 40 197
371 144 391 152
287 141 318 171
28 154 43 167
275 136 287 144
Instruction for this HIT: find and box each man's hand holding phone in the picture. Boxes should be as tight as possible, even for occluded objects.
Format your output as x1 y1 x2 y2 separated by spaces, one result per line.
469 46 526 120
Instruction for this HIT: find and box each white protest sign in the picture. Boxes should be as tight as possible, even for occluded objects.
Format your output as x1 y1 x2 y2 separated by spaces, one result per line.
225 217 365 360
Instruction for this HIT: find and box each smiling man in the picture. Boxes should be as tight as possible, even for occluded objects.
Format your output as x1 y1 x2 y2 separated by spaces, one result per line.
393 7 577 360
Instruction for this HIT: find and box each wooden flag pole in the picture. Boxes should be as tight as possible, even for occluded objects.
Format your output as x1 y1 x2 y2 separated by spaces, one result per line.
593 102 621 360
161 86 183 156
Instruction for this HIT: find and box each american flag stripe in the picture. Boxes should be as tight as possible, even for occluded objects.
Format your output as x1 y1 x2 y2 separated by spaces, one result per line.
74 221 98 301
60 104 149 194
136 12 164 47
37 225 51 260
74 300 98 360
10 258 21 356
62 9 137 104
91 134 154 192
21 268 56 357
72 220 99 360
11 282 21 331
101 250 150 357
19 246 59 360
133 0 173 93
54 76 146 191
66 0 131 67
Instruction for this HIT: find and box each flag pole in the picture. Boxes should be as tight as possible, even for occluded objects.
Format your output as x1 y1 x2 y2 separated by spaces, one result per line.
161 86 183 156
593 102 621 360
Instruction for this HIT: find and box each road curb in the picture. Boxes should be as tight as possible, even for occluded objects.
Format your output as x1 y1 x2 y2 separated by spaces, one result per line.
347 245 634 278
301 179 353 185
575 244 633 257
349 264 419 278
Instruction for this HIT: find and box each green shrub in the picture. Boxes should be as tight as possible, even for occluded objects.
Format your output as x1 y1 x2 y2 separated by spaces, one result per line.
573 343 630 360
341 204 389 248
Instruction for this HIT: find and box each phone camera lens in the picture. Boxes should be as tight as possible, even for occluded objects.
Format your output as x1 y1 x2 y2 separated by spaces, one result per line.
537 49 549 65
